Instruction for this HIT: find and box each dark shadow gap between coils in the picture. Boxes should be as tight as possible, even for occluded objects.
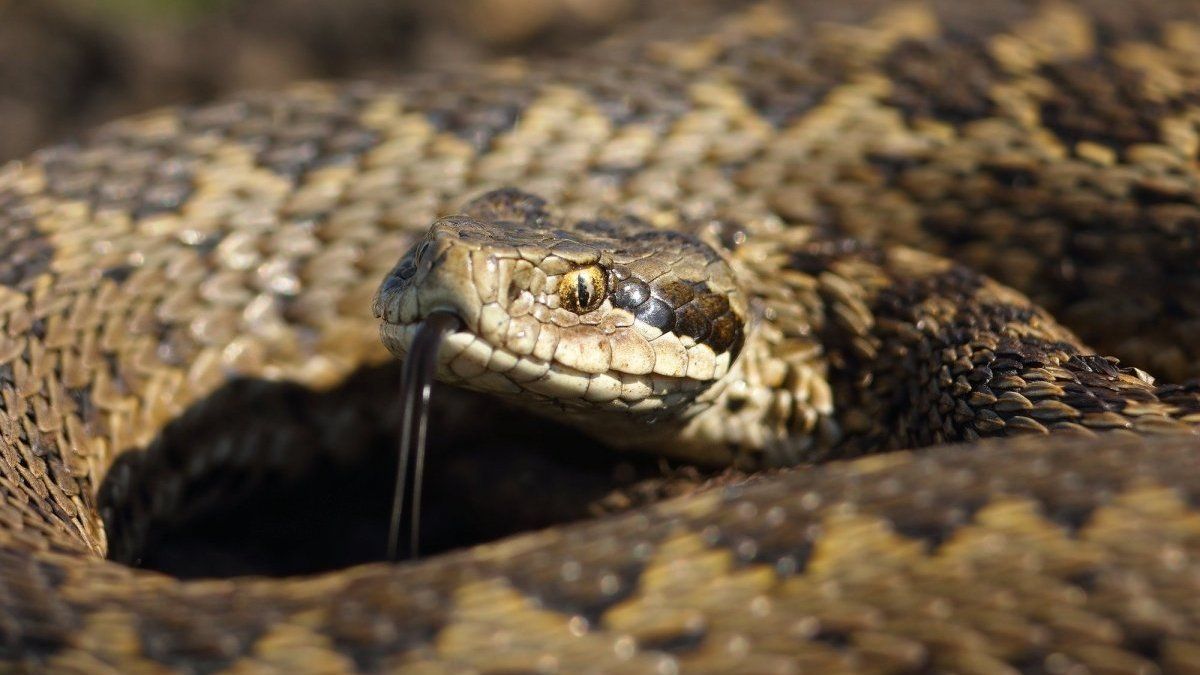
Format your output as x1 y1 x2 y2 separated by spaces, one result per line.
97 362 680 579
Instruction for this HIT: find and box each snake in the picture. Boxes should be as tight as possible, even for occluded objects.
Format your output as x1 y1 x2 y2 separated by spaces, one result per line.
3 0 1200 671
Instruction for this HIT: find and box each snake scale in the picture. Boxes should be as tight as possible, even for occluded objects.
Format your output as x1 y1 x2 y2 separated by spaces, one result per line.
3 0 1200 671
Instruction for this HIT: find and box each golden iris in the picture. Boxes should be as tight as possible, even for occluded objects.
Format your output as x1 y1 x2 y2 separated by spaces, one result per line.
558 266 607 314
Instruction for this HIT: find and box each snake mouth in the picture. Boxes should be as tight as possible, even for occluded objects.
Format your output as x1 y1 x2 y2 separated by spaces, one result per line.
377 318 714 415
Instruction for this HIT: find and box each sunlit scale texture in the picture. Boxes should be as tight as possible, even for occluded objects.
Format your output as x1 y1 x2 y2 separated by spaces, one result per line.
2 0 1200 671
375 190 747 420
10 437 1200 671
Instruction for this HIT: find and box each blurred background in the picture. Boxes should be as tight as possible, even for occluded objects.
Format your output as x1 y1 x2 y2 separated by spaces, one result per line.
0 0 637 161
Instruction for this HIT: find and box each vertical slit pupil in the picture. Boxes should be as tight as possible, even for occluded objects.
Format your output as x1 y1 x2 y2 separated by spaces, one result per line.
577 275 591 310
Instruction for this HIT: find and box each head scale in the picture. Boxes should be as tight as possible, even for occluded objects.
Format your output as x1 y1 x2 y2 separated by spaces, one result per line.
373 189 747 419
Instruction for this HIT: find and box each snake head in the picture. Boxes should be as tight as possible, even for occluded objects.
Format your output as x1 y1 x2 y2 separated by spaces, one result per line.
373 189 747 418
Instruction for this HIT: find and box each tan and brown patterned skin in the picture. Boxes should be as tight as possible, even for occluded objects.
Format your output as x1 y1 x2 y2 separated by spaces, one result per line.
4 0 1200 671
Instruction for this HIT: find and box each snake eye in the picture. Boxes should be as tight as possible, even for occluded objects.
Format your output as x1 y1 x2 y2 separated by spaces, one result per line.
558 266 607 314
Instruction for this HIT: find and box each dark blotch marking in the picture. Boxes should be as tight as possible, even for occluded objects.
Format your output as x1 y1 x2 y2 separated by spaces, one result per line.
566 59 692 131
134 614 254 673
34 88 388 221
887 500 985 550
423 87 529 152
1127 635 1166 662
462 188 551 228
325 576 448 673
811 629 851 649
1038 58 1175 149
707 314 743 357
883 39 1001 124
1048 500 1099 534
505 559 647 628
1131 179 1196 207
1 552 78 659
0 192 54 288
612 277 650 309
634 274 745 358
673 304 710 342
694 293 730 318
883 267 988 316
639 628 708 654
176 87 383 179
984 161 1038 189
713 34 839 127
102 265 135 283
576 219 623 237
672 288 742 351
34 559 67 592
1066 569 1100 592
652 279 695 309
865 152 921 183
636 298 675 333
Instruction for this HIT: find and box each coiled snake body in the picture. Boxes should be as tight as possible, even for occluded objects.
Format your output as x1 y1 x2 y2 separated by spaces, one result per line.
4 1 1200 672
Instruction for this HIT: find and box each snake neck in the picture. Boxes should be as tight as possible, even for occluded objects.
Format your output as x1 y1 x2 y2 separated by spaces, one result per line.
769 234 1200 467
638 226 1200 470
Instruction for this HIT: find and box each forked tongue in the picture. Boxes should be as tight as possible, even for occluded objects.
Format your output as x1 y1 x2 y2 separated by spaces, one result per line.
388 311 461 561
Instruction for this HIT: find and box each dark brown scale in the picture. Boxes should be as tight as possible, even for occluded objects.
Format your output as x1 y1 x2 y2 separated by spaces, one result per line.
651 279 695 309
611 277 650 309
706 312 744 357
1038 59 1177 149
883 39 1002 124
179 86 384 178
501 555 648 627
672 304 709 342
811 252 1200 454
0 193 53 289
635 297 674 333
37 137 192 214
566 59 693 132
692 292 729 319
714 33 843 127
462 188 551 227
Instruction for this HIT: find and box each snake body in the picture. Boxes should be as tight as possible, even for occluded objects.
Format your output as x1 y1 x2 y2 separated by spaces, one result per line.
4 0 1200 671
